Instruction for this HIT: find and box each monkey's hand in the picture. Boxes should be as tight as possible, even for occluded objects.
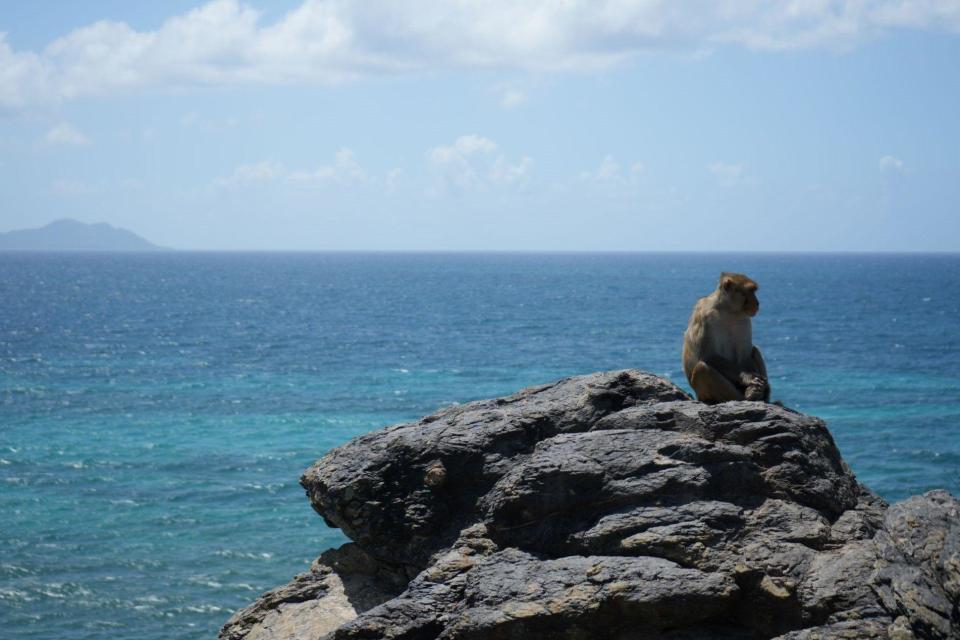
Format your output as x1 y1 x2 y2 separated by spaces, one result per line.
738 372 765 389
744 383 766 401
742 375 769 401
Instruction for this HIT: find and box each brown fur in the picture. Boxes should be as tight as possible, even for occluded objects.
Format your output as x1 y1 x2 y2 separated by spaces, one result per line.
682 272 770 404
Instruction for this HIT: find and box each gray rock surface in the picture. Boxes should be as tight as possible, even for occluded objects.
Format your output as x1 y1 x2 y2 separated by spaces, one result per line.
221 370 960 639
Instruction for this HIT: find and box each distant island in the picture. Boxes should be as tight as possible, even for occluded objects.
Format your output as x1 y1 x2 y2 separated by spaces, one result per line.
0 219 166 251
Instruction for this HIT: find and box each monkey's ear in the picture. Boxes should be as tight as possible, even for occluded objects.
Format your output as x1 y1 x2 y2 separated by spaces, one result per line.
721 277 734 292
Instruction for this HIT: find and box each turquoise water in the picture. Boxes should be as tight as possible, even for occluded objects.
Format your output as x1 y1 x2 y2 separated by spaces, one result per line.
1 252 959 639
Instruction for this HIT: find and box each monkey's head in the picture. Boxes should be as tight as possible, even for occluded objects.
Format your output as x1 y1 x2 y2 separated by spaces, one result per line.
718 272 759 317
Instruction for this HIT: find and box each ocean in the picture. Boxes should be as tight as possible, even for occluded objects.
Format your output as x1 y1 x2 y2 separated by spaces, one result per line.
2 252 959 639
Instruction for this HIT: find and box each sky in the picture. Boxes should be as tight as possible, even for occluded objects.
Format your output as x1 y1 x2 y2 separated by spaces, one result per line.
0 0 958 251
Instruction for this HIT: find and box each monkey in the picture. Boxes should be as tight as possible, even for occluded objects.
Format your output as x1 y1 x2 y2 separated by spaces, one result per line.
682 272 770 404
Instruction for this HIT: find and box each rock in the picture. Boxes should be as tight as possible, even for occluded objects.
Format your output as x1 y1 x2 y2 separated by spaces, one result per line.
301 370 689 570
221 370 960 639
220 544 407 640
872 491 960 638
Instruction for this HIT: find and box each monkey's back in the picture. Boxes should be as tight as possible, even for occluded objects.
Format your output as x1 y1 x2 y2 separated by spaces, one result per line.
681 295 711 379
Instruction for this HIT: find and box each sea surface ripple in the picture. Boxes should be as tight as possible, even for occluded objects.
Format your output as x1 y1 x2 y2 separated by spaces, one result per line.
1 252 958 639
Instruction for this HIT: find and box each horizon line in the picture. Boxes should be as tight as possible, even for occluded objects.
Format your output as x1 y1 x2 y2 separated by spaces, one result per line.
1 248 959 256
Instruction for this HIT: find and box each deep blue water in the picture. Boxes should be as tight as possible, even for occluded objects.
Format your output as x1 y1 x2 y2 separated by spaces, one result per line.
1 252 959 639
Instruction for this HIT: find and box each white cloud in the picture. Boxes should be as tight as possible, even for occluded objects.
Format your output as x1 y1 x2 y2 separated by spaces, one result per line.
3 0 960 110
214 149 369 188
490 155 533 185
214 160 285 187
580 155 644 185
44 122 89 146
428 134 531 192
428 135 497 191
581 155 621 182
385 167 403 193
288 148 367 185
498 86 527 109
707 162 744 187
430 135 498 162
879 154 905 172
501 91 526 108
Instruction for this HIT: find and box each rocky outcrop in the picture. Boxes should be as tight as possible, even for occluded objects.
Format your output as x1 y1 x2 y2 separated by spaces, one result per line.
221 370 960 639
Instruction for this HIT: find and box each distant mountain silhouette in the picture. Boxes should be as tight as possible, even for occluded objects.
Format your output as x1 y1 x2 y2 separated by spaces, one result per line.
0 219 167 251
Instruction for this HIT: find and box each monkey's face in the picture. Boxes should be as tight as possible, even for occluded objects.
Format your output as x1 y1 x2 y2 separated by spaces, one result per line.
720 274 759 316
743 290 759 316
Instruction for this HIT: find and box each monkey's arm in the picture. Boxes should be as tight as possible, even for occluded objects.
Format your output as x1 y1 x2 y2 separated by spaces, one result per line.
751 346 768 380
746 346 771 401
